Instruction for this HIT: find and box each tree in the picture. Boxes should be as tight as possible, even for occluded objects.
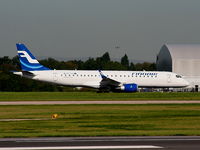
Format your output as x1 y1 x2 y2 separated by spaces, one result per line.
12 56 20 70
121 54 129 69
101 52 110 62
129 62 136 71
0 56 11 65
83 58 97 70
96 52 111 70
40 58 59 69
63 61 78 69
104 61 127 70
134 62 156 71
149 63 156 71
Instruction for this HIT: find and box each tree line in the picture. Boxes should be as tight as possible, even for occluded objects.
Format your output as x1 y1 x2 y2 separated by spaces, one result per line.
0 52 156 91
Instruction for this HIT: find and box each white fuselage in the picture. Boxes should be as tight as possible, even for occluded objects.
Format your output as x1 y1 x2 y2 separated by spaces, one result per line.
15 70 189 89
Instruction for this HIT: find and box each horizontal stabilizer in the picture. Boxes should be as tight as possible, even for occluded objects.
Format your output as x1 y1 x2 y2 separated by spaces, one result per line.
22 71 35 76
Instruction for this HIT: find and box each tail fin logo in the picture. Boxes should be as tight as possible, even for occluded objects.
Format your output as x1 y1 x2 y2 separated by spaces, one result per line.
18 51 39 64
16 43 51 71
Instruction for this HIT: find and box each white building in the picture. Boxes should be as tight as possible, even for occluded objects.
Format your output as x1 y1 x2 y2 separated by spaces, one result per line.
156 44 200 89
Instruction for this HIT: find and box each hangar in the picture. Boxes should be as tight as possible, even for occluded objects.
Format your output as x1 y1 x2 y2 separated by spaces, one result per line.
156 44 200 89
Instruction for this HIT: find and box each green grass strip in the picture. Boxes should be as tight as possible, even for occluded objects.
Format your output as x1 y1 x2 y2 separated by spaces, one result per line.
0 104 200 137
0 92 200 101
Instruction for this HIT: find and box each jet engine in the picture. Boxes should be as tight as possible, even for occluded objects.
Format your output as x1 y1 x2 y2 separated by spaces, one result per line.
119 83 138 92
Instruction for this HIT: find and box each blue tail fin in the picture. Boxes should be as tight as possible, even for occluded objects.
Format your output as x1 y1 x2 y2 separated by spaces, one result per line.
16 43 50 71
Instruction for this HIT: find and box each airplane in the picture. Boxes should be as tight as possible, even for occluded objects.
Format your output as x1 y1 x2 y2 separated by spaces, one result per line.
13 43 189 92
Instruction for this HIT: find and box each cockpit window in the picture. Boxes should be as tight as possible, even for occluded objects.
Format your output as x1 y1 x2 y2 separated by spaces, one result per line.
176 75 182 78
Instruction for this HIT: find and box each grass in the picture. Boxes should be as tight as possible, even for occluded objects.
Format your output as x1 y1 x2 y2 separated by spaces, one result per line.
0 92 200 101
0 104 200 137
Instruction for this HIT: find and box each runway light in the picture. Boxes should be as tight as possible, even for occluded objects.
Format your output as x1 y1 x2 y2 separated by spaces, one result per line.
51 114 58 119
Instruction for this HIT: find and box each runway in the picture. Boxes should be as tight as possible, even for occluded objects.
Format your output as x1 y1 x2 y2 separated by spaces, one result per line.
0 136 200 150
0 100 200 105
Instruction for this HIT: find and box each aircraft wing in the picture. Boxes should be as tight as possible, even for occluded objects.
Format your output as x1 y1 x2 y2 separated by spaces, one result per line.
99 70 121 88
98 70 138 92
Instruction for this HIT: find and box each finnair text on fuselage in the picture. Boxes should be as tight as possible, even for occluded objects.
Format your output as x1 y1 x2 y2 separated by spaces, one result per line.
132 72 158 76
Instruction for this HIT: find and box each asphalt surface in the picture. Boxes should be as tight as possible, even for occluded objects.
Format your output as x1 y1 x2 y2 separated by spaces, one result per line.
0 100 200 105
0 136 200 150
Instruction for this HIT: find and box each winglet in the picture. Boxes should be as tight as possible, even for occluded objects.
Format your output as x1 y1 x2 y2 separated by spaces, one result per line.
99 70 107 79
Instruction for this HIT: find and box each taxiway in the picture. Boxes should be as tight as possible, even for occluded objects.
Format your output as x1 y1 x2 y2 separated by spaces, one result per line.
0 136 200 150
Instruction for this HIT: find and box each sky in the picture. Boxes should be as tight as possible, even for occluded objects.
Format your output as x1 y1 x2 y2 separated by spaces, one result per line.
1 0 200 62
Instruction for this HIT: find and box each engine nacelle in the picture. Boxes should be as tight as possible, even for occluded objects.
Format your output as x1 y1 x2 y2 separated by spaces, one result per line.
120 83 138 92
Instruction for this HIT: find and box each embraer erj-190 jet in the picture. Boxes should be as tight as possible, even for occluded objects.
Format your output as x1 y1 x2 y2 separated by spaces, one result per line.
13 43 189 92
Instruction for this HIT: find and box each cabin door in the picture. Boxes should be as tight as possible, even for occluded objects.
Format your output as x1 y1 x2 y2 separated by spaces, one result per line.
53 72 58 81
167 74 171 83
